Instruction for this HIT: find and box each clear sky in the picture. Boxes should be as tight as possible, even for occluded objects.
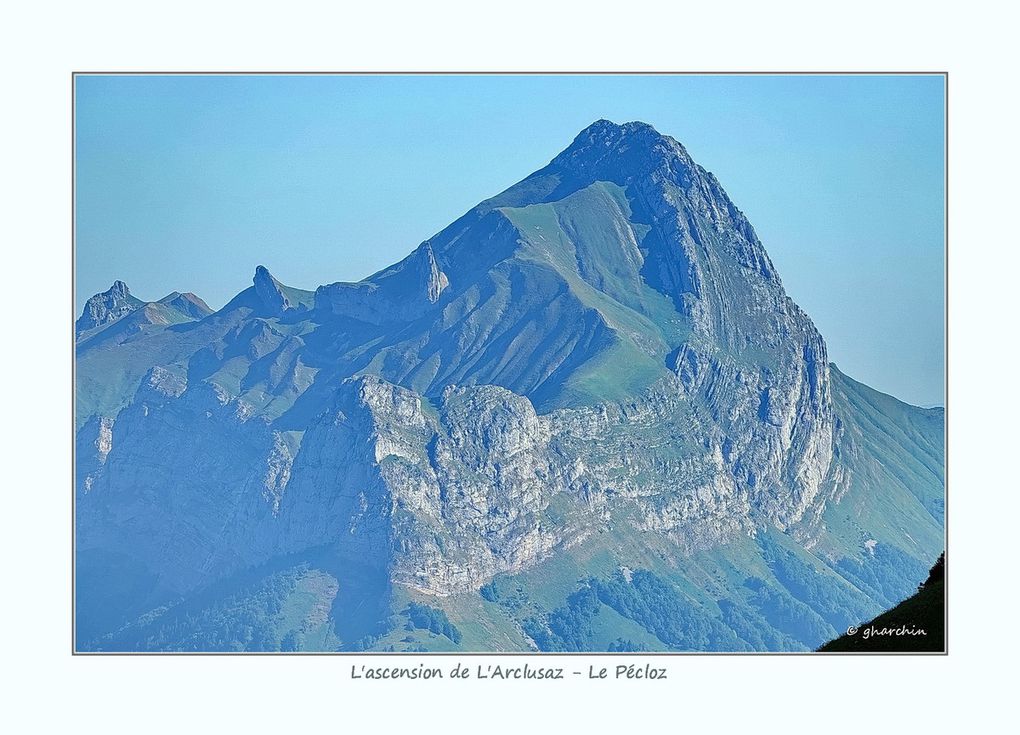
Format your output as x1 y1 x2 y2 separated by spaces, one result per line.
74 74 945 407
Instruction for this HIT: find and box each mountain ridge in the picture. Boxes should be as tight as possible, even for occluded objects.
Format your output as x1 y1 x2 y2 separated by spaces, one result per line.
75 120 943 652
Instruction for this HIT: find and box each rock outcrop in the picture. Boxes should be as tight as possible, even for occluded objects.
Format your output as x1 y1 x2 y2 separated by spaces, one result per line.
314 241 449 324
253 265 296 315
76 280 143 335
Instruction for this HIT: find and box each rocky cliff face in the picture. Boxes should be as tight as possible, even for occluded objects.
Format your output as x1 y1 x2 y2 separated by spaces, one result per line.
75 120 943 651
279 378 570 594
76 280 143 335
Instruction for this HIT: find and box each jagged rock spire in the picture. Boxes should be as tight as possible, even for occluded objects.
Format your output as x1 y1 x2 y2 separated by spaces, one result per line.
253 265 293 315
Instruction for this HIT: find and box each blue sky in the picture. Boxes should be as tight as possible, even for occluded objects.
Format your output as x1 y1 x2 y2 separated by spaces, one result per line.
74 74 945 407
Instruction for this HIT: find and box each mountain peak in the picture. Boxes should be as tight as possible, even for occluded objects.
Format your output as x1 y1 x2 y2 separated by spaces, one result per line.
253 265 277 286
158 291 213 320
576 118 658 140
108 279 131 298
253 265 292 314
475 120 691 213
555 119 681 167
76 280 143 336
491 118 699 208
247 266 315 316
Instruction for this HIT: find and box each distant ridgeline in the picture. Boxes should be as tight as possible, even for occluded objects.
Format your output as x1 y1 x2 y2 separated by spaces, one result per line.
75 120 944 652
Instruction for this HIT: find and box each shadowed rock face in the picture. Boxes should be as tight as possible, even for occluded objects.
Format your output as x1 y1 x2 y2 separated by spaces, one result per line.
253 265 293 315
74 120 943 650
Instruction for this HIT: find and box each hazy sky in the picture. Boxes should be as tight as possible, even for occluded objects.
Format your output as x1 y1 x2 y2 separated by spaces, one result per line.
75 74 945 407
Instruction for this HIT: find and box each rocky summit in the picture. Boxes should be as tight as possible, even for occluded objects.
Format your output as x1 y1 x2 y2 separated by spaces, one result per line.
75 120 944 652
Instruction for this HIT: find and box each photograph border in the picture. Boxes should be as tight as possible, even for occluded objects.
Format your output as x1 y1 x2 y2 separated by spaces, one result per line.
71 70 949 657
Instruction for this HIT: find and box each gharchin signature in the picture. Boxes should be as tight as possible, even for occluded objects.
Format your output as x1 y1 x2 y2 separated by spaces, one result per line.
846 624 927 640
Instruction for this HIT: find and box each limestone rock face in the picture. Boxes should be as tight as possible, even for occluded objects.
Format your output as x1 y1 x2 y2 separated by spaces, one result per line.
540 120 837 532
275 378 565 595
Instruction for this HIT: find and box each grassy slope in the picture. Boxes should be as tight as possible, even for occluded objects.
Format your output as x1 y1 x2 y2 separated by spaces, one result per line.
431 527 875 652
813 367 944 563
76 302 318 430
498 182 679 408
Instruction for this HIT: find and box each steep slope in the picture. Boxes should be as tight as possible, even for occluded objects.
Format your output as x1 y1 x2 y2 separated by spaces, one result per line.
74 120 944 652
819 554 944 652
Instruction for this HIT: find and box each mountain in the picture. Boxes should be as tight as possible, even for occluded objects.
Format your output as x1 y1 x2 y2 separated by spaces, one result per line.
76 281 213 339
74 120 944 652
76 280 142 334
